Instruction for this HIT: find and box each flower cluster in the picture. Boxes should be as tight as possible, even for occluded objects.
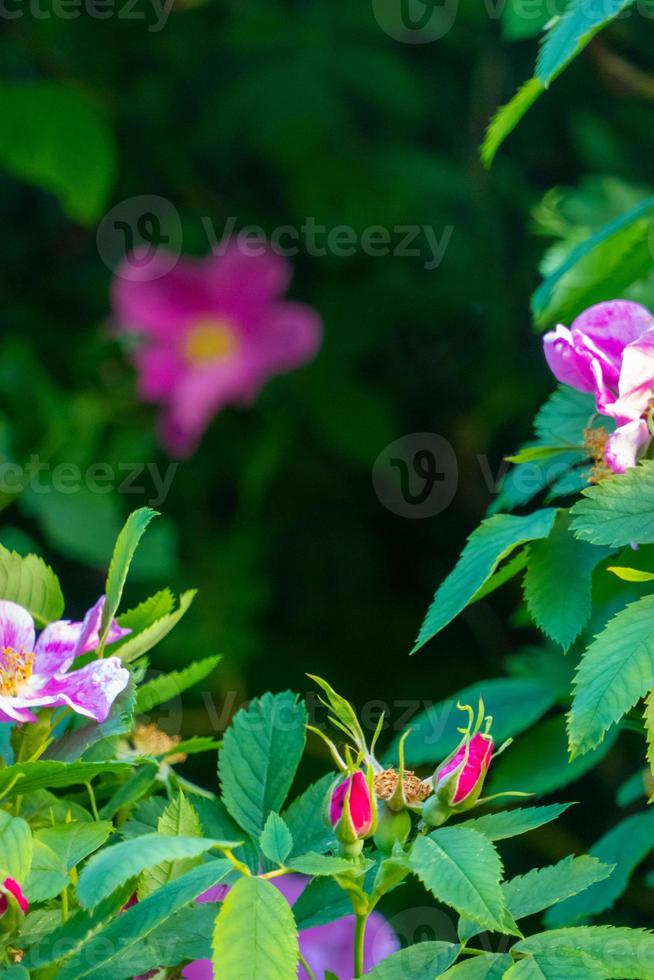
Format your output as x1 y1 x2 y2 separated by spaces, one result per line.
544 299 654 473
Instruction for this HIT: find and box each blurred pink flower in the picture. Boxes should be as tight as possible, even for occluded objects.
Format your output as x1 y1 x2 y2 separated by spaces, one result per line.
543 300 654 472
183 874 399 980
112 244 322 457
0 877 28 916
0 597 130 724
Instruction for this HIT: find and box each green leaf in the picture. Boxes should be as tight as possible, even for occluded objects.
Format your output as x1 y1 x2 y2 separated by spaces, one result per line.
114 589 197 664
260 812 293 865
524 512 612 649
646 691 654 787
27 861 231 976
287 852 357 876
608 566 654 582
440 954 514 978
389 677 556 768
212 875 299 980
291 874 353 930
507 445 581 464
546 809 654 925
77 834 240 908
458 803 574 841
535 388 598 445
537 0 636 86
0 545 64 625
35 822 112 872
117 589 175 633
0 82 115 225
363 941 459 978
283 773 337 858
44 677 136 763
0 811 32 881
570 462 654 547
0 760 131 800
219 691 307 838
514 926 654 978
568 595 654 756
24 840 69 902
136 655 220 714
138 792 203 899
503 855 613 921
101 508 159 648
409 828 516 935
413 509 558 651
481 77 544 167
489 714 617 797
504 950 610 978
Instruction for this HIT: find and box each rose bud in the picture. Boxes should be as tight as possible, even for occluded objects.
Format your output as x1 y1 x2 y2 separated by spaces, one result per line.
423 701 494 829
328 770 377 855
0 878 28 917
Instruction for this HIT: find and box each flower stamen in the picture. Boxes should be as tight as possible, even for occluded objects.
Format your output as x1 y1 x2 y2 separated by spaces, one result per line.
0 647 34 697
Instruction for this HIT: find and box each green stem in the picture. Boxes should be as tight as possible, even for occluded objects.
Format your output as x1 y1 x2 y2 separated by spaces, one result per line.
354 913 368 978
85 782 100 822
298 951 317 980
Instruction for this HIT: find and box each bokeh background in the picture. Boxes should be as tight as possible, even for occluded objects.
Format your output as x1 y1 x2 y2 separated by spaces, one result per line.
2 0 654 924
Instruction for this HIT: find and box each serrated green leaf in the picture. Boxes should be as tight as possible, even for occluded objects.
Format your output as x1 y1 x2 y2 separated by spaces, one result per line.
0 82 115 225
504 855 613 920
77 834 240 908
260 812 293 865
136 655 220 714
24 839 69 902
212 875 299 980
291 874 353 930
537 0 635 86
27 861 230 976
489 714 617 797
100 507 158 650
514 926 654 978
568 595 654 756
0 810 32 881
283 773 337 858
117 588 175 633
114 589 197 664
138 792 203 899
546 809 654 925
482 77 544 167
0 545 64 625
440 954 514 978
0 760 131 800
413 509 558 651
570 462 654 547
409 828 516 935
524 511 612 649
504 950 610 978
458 803 573 841
219 691 307 838
35 822 112 872
288 852 357 876
363 941 459 978
389 677 556 768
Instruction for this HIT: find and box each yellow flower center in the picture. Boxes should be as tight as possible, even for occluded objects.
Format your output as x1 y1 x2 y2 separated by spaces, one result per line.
0 647 34 697
183 318 237 365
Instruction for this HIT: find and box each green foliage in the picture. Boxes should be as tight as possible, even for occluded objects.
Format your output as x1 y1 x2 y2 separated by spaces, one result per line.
524 512 611 649
414 509 558 650
0 761 131 800
537 0 636 86
482 78 543 167
0 811 32 882
115 589 198 663
571 462 654 547
514 927 654 977
0 545 64 625
503 855 613 920
260 811 293 865
441 955 514 978
212 875 299 980
135 655 221 713
283 773 337 857
218 691 307 838
459 803 574 841
101 507 159 649
410 828 517 934
568 595 654 755
363 942 459 978
505 950 611 978
0 82 115 225
138 793 203 899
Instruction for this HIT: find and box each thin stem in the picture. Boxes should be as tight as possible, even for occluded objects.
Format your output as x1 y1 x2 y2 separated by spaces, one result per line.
85 782 100 822
354 913 368 978
61 886 69 923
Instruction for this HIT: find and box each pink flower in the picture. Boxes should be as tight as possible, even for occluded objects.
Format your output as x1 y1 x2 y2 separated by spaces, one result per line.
112 243 322 457
0 877 28 916
183 874 399 979
543 300 654 472
329 771 374 839
435 731 494 807
0 597 130 724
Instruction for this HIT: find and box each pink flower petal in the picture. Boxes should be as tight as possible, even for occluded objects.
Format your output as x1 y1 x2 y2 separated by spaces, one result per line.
37 656 130 722
604 419 651 474
0 601 35 655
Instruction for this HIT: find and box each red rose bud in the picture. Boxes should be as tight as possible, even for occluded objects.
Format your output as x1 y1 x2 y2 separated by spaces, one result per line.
328 770 376 852
0 878 28 917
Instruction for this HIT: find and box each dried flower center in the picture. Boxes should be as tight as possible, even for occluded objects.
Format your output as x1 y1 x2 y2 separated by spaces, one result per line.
184 318 237 365
0 647 34 697
374 768 432 804
584 426 613 484
131 723 187 764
